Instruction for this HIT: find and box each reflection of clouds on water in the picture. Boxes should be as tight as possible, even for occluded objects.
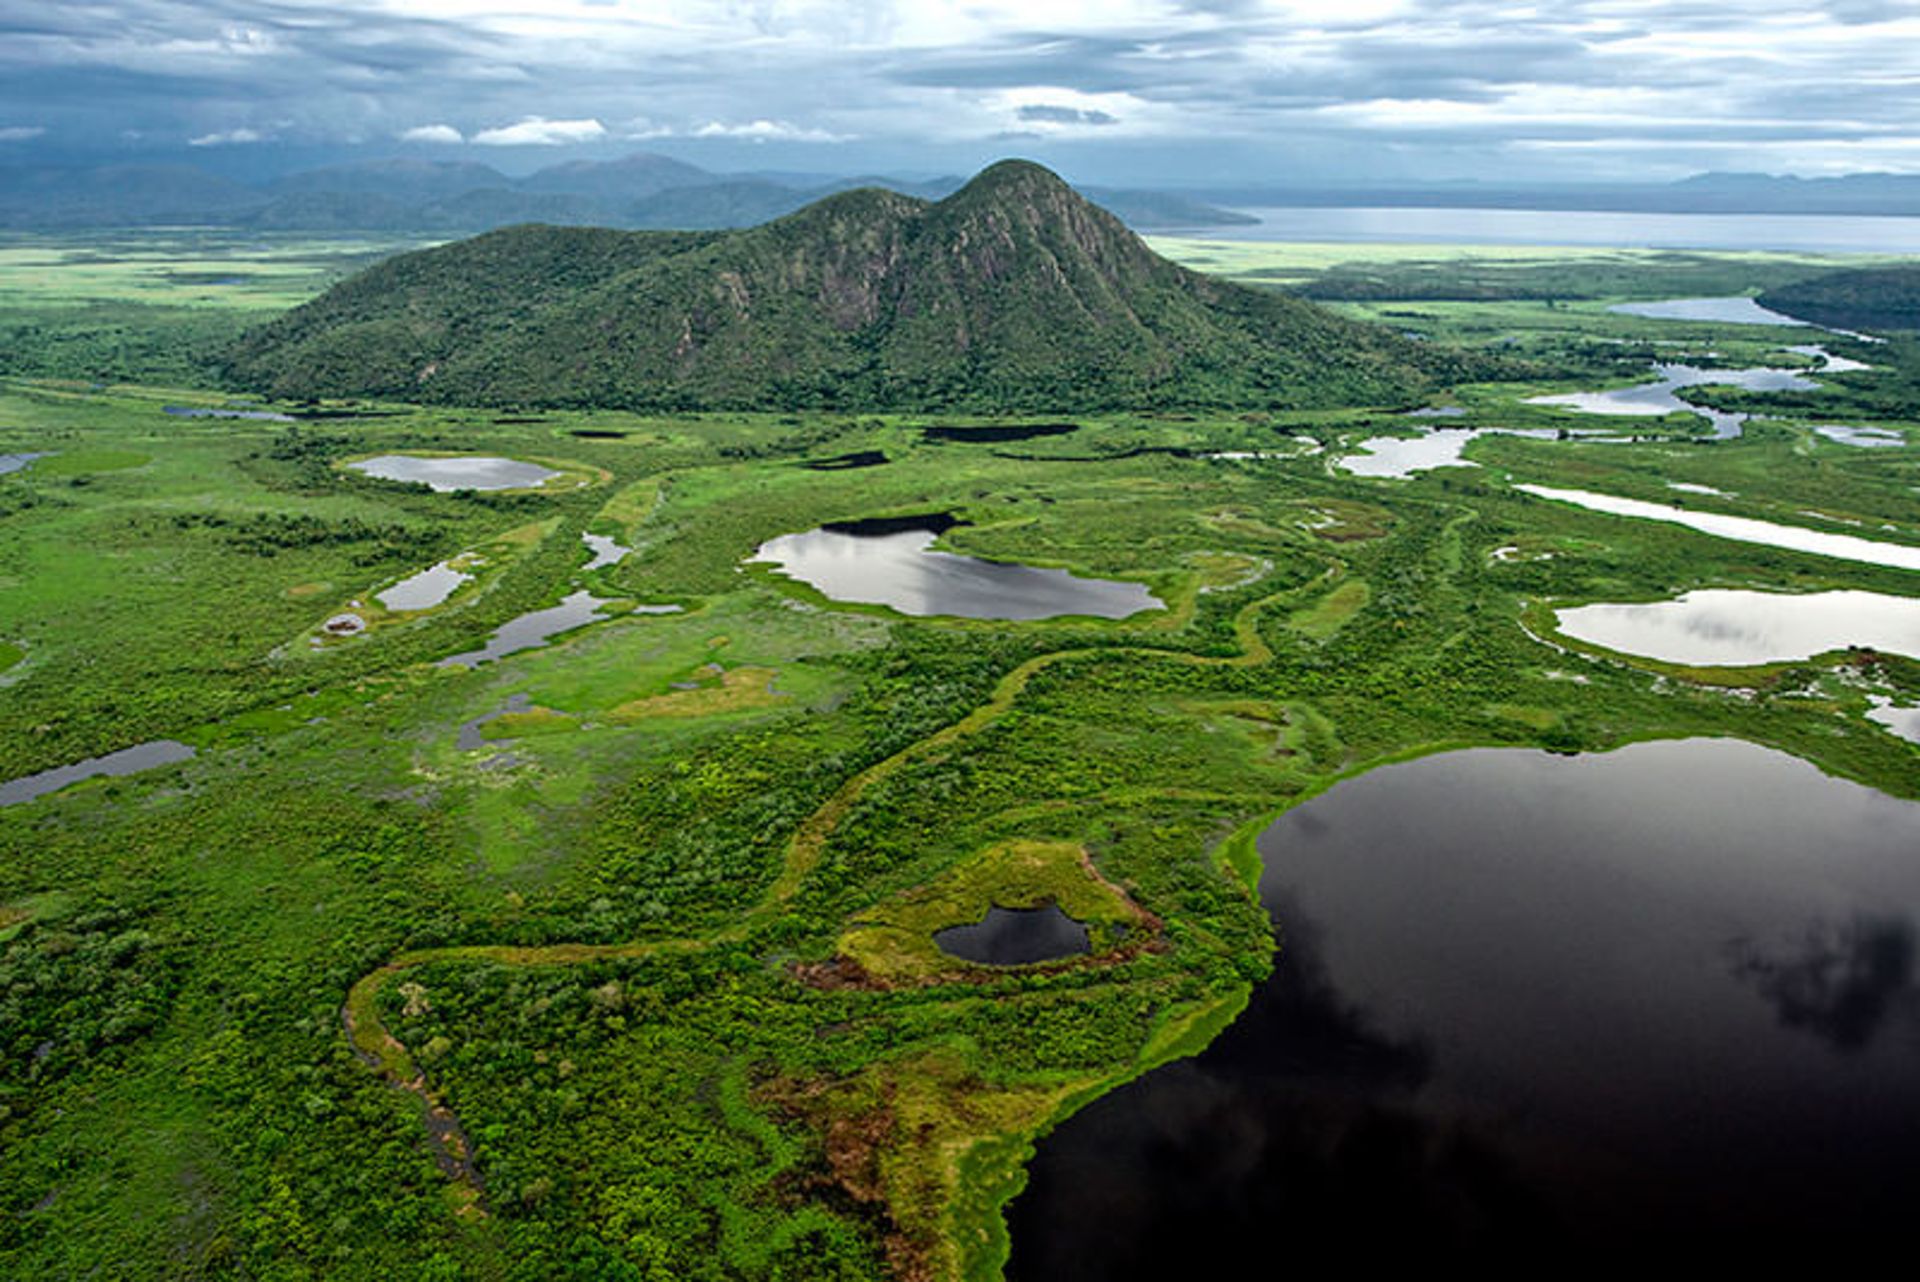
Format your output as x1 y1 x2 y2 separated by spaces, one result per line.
1726 916 1920 1053
1006 895 1571 1277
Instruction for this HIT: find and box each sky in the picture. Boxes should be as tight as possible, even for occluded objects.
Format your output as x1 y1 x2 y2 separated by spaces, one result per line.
1 0 1917 186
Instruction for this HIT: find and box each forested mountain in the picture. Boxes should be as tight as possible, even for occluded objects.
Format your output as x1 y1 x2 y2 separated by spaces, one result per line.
227 160 1494 412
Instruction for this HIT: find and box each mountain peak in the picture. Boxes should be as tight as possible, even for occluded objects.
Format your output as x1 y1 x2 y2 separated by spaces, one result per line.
950 158 1075 202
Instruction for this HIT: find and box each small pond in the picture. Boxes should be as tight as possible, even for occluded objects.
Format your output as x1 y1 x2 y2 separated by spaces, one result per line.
751 515 1163 621
375 561 472 612
933 903 1091 966
1340 427 1560 478
1515 484 1920 573
1816 424 1905 448
1007 739 1920 1274
1 740 197 807
0 452 49 476
349 454 561 492
581 532 632 571
921 423 1079 444
1553 588 1920 665
438 591 611 668
801 450 889 471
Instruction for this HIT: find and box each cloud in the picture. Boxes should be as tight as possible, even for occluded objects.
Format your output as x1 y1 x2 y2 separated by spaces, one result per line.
0 125 45 141
398 123 463 144
1016 105 1118 126
471 116 606 146
3 2 1920 182
188 127 263 146
690 119 846 143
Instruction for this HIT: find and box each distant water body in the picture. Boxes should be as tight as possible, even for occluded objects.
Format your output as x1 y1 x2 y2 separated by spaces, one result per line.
1199 206 1920 253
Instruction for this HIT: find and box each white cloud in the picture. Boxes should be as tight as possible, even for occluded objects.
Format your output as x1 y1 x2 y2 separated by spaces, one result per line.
691 119 846 143
470 116 606 146
188 127 264 146
0 125 45 142
399 123 464 144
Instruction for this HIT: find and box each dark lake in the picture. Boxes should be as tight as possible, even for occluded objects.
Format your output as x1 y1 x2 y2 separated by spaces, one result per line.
1006 739 1920 1274
934 904 1091 966
751 514 1162 621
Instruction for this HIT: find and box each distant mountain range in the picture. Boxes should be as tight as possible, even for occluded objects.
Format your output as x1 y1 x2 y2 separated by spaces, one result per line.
1198 171 1920 217
0 152 1254 233
228 160 1498 413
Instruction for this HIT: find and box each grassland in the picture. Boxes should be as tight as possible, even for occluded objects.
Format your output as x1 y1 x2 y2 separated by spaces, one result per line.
2 230 1918 1282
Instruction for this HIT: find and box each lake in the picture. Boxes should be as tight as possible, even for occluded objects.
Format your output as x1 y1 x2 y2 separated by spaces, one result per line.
1553 588 1920 665
1199 207 1920 253
1007 739 1920 1274
750 516 1163 621
1607 296 1809 326
0 452 49 476
349 454 561 492
1515 484 1920 573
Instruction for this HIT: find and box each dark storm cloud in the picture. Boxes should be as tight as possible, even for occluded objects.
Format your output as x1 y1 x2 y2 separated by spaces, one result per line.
0 2 1915 181
1016 105 1119 126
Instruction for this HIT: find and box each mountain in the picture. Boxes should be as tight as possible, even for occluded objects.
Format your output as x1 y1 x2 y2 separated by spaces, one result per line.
266 158 512 204
1760 265 1920 332
0 164 266 227
518 153 714 200
226 160 1491 412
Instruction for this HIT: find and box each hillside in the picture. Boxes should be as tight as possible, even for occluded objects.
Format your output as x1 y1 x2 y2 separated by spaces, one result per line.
1760 264 1920 333
227 161 1490 411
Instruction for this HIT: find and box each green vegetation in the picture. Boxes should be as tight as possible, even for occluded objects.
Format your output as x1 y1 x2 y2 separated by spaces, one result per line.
2 220 1919 1281
1761 263 1920 332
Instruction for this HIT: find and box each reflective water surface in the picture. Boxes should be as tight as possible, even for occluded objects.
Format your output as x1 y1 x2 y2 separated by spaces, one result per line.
0 452 49 476
751 516 1162 620
1607 296 1808 326
1527 363 1818 439
0 740 197 807
1815 424 1906 447
349 454 560 492
438 591 612 667
933 904 1091 966
1554 588 1920 665
1339 428 1558 478
375 561 472 611
1007 740 1920 1274
1515 484 1920 572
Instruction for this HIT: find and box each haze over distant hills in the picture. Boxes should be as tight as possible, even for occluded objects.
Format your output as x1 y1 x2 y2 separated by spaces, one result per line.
0 152 1254 234
1197 171 1920 217
228 160 1498 413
